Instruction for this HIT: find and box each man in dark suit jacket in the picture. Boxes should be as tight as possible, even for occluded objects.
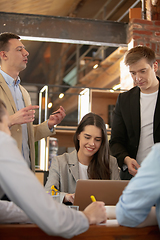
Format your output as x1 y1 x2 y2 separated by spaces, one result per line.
109 46 160 180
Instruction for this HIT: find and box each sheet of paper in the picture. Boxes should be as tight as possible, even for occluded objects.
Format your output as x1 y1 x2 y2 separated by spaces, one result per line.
100 219 119 226
106 219 119 227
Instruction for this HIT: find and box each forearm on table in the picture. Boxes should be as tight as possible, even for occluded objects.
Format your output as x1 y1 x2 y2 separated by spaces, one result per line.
137 207 158 227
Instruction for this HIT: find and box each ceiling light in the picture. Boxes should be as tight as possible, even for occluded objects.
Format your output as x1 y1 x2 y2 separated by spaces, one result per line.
112 84 121 90
59 93 64 99
48 102 53 108
93 64 98 69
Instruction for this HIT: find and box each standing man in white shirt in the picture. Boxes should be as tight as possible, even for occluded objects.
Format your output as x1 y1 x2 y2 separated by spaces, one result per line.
0 32 66 171
109 45 160 180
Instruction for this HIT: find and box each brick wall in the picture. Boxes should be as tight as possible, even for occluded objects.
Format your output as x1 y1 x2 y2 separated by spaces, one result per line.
127 18 160 74
120 18 160 89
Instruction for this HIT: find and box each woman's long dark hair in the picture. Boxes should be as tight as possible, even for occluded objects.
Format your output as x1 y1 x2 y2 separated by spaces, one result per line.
73 112 110 179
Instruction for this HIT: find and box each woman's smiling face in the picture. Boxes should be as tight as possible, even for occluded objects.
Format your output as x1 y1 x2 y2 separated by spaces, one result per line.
78 125 102 161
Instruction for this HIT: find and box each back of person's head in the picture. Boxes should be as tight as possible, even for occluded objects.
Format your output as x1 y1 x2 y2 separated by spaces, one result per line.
74 112 110 179
0 99 7 122
0 32 20 52
124 45 156 67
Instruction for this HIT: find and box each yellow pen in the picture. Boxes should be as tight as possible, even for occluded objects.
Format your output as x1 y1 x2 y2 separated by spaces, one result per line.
90 195 96 202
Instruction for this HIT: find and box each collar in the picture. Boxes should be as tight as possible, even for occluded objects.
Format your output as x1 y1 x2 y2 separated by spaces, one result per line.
67 150 78 165
0 69 21 87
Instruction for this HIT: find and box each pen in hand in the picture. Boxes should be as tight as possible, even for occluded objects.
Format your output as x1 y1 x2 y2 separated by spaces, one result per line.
90 195 96 202
52 111 60 115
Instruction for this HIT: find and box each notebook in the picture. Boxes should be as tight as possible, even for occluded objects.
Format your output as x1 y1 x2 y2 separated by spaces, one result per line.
73 179 129 211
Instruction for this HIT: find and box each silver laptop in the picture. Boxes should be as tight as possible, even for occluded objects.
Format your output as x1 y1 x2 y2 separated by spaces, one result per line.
73 179 129 211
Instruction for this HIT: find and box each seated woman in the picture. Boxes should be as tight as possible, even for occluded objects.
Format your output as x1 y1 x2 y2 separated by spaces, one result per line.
45 112 120 204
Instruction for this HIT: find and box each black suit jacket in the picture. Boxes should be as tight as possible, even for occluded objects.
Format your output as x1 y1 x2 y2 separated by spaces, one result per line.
109 77 160 179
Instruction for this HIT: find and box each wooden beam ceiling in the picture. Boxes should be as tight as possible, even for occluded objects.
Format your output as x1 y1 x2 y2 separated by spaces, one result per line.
0 11 129 118
0 12 127 47
51 46 128 114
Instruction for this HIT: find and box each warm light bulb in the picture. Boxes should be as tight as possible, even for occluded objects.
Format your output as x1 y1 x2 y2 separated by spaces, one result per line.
112 84 121 90
93 64 98 69
59 93 64 99
48 102 53 108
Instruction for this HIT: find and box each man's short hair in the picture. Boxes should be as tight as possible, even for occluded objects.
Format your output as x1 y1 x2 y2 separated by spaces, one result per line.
0 99 7 122
124 45 156 67
0 32 20 52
